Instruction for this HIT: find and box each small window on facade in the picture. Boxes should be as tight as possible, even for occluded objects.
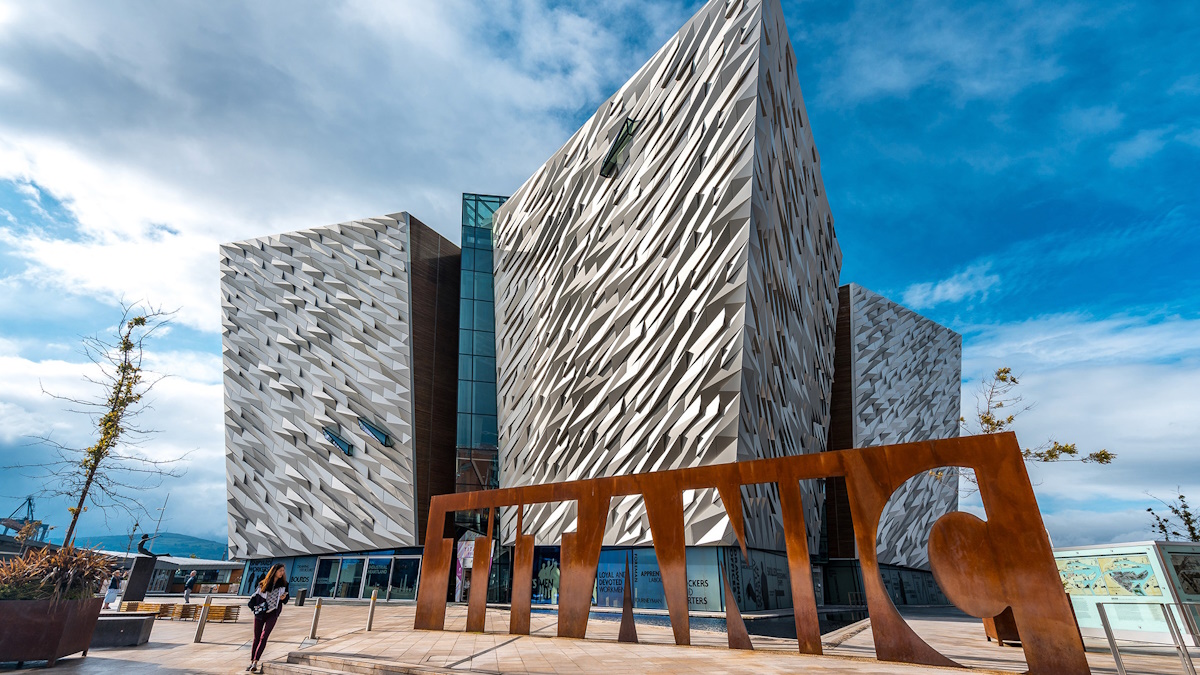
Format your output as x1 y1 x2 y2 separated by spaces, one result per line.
358 419 393 447
600 118 641 178
323 427 353 456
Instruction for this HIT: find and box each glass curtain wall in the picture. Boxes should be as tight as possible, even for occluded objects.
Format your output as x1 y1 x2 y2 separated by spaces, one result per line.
309 556 422 600
456 193 507 508
455 193 510 603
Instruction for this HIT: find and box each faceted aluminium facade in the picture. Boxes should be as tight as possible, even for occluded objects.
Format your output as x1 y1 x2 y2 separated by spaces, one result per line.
825 283 962 571
222 214 460 559
493 0 841 551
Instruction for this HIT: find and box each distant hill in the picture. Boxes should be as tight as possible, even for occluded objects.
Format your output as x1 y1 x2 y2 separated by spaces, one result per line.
75 532 228 561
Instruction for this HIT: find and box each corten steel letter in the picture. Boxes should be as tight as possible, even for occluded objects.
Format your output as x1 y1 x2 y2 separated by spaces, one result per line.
778 479 822 655
639 472 690 645
618 552 638 644
842 433 1089 675
411 433 1088 674
466 507 494 632
414 504 454 631
841 447 957 668
927 443 1090 675
509 506 535 636
557 483 612 639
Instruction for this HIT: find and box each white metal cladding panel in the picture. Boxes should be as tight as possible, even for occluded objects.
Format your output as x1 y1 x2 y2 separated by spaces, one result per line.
846 283 961 570
222 215 419 559
492 0 840 550
739 0 841 550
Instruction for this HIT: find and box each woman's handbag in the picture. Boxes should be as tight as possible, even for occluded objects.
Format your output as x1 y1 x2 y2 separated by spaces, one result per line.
248 592 268 615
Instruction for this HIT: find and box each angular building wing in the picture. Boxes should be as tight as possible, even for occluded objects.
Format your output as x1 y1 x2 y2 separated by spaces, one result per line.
492 0 841 550
826 283 961 570
222 214 459 559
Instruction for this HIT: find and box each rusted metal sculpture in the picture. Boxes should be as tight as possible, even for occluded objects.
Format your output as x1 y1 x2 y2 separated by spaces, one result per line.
414 433 1089 674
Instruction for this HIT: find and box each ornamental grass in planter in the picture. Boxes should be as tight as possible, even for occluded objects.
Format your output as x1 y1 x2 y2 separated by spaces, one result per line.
0 546 113 667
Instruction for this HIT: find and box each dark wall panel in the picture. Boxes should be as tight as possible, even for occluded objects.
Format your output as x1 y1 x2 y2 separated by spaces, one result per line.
825 284 857 559
408 216 461 544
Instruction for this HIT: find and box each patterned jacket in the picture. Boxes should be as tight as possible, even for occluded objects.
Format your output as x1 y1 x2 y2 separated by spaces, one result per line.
253 586 289 614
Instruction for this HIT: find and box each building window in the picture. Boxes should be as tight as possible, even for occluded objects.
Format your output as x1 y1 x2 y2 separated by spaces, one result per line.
322 427 353 456
600 118 641 178
358 419 392 447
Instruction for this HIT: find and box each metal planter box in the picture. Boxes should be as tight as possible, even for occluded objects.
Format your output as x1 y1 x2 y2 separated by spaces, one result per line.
0 597 103 667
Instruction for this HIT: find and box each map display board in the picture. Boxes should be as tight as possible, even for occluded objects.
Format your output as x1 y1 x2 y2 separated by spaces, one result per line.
1160 544 1200 639
1057 554 1163 596
1163 548 1200 599
1054 542 1200 645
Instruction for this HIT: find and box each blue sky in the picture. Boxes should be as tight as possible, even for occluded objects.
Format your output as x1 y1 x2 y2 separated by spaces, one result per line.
0 0 1197 548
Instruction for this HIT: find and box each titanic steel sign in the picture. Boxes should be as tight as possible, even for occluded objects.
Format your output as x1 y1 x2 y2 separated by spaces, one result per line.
414 433 1089 674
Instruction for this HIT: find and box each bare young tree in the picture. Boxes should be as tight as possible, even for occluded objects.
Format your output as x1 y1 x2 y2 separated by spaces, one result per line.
7 305 187 545
1148 492 1199 542
959 367 1114 489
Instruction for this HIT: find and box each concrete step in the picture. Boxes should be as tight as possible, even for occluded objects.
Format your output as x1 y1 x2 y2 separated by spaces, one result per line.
262 662 343 675
264 652 461 675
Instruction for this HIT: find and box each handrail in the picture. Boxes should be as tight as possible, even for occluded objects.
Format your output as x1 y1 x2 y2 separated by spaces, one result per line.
1095 601 1196 675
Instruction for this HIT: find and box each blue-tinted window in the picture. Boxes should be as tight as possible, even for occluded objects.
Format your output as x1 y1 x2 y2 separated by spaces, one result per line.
358 419 392 447
473 301 494 332
462 248 476 271
459 330 472 355
458 356 472 381
473 381 497 415
460 300 473 331
477 202 497 228
475 247 492 272
468 227 489 248
456 415 471 446
474 356 496 382
460 269 475 299
322 427 352 456
458 381 472 412
475 274 494 302
473 331 495 358
471 417 488 446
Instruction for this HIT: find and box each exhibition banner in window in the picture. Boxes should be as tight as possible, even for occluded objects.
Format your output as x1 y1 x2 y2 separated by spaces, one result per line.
593 547 722 611
289 556 317 597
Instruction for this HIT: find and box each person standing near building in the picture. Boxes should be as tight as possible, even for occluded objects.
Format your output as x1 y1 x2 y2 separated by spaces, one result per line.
246 563 289 673
103 569 124 610
183 570 198 603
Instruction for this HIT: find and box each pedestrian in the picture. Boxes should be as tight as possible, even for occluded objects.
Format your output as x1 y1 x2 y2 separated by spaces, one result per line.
103 569 124 610
246 563 289 673
183 570 198 603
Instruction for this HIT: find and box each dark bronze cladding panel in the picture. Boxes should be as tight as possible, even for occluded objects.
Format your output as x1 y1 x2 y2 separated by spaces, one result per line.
408 216 461 545
825 284 856 559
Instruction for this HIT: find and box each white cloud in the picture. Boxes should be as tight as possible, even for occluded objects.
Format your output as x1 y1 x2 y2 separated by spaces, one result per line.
962 313 1200 372
0 1 687 334
958 312 1200 545
1109 126 1174 167
901 263 1000 309
0 345 225 541
1178 128 1200 148
1061 104 1124 136
816 0 1081 104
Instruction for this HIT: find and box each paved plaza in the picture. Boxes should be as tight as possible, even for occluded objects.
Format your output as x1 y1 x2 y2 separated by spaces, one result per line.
5 598 1195 674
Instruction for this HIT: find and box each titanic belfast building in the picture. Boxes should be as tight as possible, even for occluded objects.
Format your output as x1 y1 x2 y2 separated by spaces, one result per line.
222 0 961 610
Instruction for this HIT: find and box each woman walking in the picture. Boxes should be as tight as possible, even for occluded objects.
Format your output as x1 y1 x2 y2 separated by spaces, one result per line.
247 563 289 673
102 569 124 610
